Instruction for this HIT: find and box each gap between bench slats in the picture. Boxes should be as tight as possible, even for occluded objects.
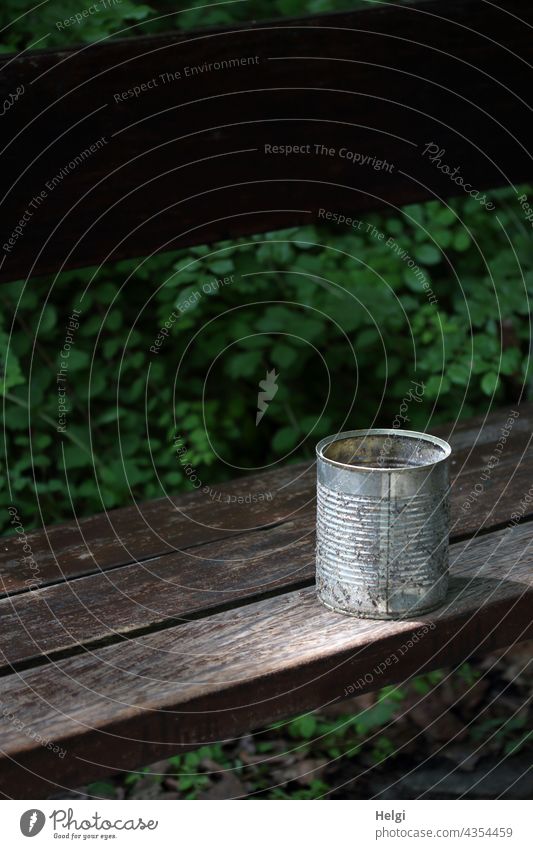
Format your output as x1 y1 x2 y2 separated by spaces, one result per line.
0 405 530 673
1 403 530 597
0 425 531 672
0 0 531 284
0 519 531 797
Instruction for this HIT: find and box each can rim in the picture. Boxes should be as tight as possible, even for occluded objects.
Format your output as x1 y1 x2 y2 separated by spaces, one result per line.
316 428 452 472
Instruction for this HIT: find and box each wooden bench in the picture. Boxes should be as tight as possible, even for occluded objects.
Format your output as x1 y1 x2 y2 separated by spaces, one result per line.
1 0 532 798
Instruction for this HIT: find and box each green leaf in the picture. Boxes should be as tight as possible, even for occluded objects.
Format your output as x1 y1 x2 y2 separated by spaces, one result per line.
107 310 122 331
208 259 234 275
414 244 441 265
453 230 472 251
435 206 457 225
86 781 117 798
499 347 520 375
272 426 298 453
356 327 380 349
40 304 57 333
448 361 472 385
226 351 262 379
424 375 450 399
0 330 25 395
289 714 317 739
64 348 89 369
433 228 452 248
271 344 298 367
61 444 93 469
481 371 500 395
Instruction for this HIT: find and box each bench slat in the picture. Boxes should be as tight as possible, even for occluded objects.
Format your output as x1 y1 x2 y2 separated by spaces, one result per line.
1 434 532 671
0 463 314 595
0 406 531 670
0 0 531 282
1 403 530 597
0 514 313 671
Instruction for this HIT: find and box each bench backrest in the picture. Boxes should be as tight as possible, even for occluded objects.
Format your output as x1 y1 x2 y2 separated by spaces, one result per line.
0 0 531 284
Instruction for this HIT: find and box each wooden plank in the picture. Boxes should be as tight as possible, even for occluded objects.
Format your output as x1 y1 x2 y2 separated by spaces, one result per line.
1 0 532 282
0 519 531 798
1 413 532 671
434 405 529 452
449 442 533 538
0 513 314 671
1 403 531 597
0 462 315 595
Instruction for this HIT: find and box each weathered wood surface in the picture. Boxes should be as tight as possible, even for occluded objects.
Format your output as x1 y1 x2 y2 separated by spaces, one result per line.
0 0 532 283
0 463 315 594
1 402 530 596
0 403 530 671
0 403 532 797
0 520 531 798
0 415 532 670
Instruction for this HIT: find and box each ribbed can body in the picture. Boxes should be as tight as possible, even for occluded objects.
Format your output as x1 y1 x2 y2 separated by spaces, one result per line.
316 429 451 620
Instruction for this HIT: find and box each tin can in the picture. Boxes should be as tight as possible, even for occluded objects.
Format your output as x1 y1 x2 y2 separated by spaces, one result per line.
316 428 451 619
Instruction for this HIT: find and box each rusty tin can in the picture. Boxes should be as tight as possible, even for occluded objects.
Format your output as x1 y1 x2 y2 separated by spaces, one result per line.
316 428 451 619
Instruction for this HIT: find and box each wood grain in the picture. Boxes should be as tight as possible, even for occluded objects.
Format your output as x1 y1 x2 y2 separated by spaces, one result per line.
0 0 532 282
0 519 531 797
0 462 315 595
0 513 314 671
1 409 532 672
1 403 530 598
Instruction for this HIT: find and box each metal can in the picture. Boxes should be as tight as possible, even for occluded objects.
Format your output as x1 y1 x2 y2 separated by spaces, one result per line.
316 428 451 619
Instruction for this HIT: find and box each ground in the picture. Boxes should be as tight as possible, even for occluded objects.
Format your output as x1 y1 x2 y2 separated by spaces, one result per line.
49 640 532 801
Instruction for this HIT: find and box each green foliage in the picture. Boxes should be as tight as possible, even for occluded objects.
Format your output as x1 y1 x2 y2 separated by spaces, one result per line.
284 683 406 760
470 714 530 754
2 5 529 535
85 780 118 798
0 0 386 54
456 662 481 687
166 745 231 798
269 779 330 799
84 669 531 799
2 182 531 533
411 669 445 695
123 766 149 785
0 0 152 53
370 735 395 763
